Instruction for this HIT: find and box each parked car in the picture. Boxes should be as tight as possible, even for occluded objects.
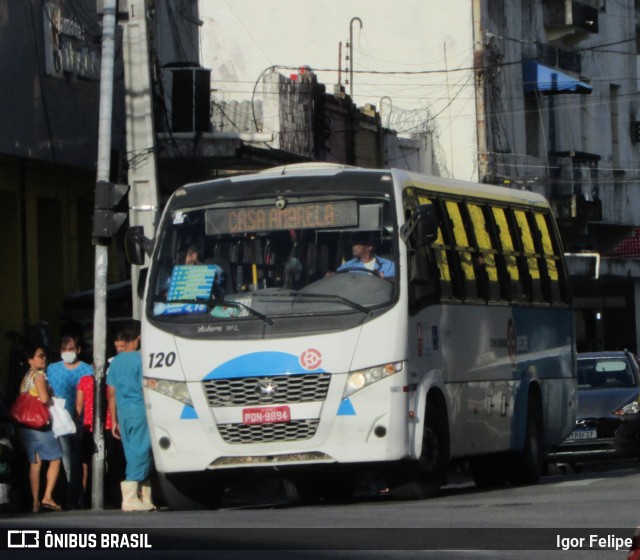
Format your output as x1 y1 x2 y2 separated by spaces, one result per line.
548 350 640 464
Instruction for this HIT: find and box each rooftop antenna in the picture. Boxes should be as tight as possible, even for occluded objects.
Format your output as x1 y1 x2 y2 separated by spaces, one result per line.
380 96 392 128
338 41 342 86
349 17 363 99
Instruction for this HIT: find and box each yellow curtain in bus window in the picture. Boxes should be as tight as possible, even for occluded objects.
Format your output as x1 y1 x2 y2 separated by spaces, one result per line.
514 210 540 281
492 207 524 301
416 195 452 289
533 213 559 281
445 201 475 283
491 207 519 280
467 203 498 284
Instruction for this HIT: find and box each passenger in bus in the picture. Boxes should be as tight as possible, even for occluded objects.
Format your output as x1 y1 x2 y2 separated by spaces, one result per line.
183 244 202 266
106 321 155 512
336 233 395 278
161 244 203 298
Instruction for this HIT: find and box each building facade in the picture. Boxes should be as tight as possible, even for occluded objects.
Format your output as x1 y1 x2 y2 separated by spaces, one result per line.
0 0 127 395
473 0 640 352
5 0 640 401
199 0 640 352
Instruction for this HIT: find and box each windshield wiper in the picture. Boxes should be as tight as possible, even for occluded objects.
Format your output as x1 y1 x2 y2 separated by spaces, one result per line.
166 298 273 325
288 292 371 315
221 300 273 325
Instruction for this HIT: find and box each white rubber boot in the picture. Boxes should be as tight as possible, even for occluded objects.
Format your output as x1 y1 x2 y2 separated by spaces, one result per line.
120 480 153 512
139 479 156 511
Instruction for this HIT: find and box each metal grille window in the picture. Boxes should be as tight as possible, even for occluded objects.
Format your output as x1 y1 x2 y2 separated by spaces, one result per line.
203 373 331 407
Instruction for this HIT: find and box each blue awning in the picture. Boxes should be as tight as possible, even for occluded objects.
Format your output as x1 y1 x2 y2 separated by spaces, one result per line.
522 61 592 94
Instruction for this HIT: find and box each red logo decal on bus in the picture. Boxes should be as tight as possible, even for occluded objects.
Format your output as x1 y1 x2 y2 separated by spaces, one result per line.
300 348 322 370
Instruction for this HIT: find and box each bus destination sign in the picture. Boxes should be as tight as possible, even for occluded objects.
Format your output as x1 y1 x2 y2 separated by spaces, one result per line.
205 201 358 234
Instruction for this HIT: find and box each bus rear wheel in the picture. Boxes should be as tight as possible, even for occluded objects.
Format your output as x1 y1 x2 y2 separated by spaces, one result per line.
509 395 543 485
158 472 225 510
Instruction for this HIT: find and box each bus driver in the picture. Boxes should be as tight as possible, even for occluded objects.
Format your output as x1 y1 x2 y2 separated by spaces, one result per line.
337 232 395 278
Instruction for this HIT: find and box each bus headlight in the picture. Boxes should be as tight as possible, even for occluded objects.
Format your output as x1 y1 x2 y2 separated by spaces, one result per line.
343 362 404 399
144 377 193 406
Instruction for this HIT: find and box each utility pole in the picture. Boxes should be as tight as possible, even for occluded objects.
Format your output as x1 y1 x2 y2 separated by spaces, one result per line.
472 0 488 183
121 0 159 319
92 0 118 511
91 0 159 511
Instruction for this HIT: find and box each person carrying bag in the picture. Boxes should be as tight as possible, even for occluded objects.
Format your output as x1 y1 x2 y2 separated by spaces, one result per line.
49 397 77 438
11 385 50 430
12 344 63 512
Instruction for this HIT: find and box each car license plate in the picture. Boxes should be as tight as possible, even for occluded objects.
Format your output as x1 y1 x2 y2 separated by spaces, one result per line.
567 429 597 440
242 405 291 425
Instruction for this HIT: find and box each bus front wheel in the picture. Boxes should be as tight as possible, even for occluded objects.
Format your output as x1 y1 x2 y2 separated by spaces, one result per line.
158 472 225 511
390 404 448 500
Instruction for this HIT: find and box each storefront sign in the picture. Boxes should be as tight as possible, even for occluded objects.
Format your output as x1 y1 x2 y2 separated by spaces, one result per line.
43 2 100 81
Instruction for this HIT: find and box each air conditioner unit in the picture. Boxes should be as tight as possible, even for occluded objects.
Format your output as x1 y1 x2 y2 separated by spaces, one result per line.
170 66 211 133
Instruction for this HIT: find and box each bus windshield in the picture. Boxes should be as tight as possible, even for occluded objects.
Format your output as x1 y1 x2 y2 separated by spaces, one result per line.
149 194 398 323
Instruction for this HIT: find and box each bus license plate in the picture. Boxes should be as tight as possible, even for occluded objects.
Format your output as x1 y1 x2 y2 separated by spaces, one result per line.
567 429 597 440
243 405 291 425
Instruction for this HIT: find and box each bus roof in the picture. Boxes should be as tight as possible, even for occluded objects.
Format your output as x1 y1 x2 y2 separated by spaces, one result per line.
389 168 550 207
178 164 550 208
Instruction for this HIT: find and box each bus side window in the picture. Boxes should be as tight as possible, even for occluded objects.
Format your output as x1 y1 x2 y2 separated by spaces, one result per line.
415 194 454 301
533 212 563 304
445 200 479 301
466 203 501 302
514 210 544 303
491 207 525 302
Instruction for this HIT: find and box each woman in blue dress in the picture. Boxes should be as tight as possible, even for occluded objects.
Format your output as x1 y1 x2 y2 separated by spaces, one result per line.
16 344 63 512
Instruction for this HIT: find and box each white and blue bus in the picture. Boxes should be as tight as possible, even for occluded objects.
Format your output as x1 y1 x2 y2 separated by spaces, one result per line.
126 164 576 508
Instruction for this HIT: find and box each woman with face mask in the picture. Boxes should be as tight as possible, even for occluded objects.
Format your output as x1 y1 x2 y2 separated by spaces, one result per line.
47 334 93 509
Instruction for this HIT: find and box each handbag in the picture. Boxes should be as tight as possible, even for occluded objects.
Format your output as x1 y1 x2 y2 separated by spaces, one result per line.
10 392 50 430
49 397 77 438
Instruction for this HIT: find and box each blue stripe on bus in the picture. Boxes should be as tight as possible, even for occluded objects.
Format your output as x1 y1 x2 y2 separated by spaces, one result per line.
203 351 326 380
180 404 198 419
337 399 356 416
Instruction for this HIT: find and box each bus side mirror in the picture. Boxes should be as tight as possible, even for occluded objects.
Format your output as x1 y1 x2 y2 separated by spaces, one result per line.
400 203 438 247
125 226 153 265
